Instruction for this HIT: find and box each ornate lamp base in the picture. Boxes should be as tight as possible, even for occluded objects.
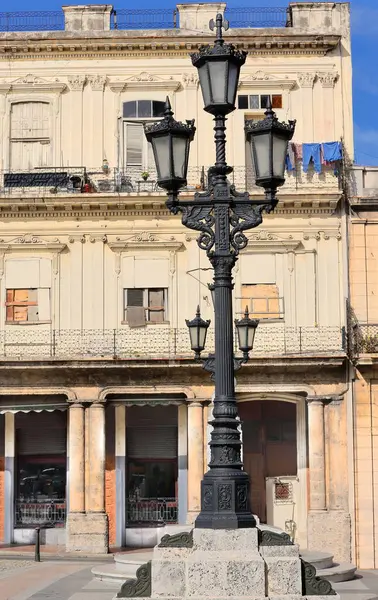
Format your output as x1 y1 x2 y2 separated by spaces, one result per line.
195 471 256 529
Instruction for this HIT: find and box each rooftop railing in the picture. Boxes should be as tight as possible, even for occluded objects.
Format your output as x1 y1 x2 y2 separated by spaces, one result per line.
0 325 345 360
0 7 290 33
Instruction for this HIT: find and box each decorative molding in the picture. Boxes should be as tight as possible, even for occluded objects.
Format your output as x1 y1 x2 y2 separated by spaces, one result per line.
258 529 293 546
4 74 66 93
303 229 341 241
108 232 183 252
116 562 151 598
243 230 301 253
239 72 296 90
0 234 66 253
88 74 107 91
297 73 316 88
68 74 86 91
158 529 193 548
317 71 338 88
124 72 181 91
301 560 337 595
108 79 127 93
182 72 199 88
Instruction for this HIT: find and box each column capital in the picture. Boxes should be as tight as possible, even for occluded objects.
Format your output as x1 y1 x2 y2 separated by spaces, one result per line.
306 395 330 405
187 400 204 408
69 402 84 410
307 395 343 405
89 401 106 409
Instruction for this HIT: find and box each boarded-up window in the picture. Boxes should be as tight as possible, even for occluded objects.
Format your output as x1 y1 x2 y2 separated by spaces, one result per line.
241 284 282 319
10 101 51 170
124 288 167 323
5 288 50 322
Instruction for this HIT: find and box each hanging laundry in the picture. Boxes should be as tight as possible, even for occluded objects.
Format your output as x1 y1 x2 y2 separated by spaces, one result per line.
322 141 342 163
302 143 321 173
286 153 295 172
292 143 303 161
288 142 295 168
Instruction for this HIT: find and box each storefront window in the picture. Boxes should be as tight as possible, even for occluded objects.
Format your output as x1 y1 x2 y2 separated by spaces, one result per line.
17 456 66 500
127 460 177 525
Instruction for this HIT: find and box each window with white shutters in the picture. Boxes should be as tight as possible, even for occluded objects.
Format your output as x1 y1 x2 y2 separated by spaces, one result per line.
122 100 164 172
10 101 52 170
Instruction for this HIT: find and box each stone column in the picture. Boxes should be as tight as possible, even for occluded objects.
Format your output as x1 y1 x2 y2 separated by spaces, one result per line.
307 398 326 511
88 403 106 512
84 402 108 553
115 405 126 548
68 404 85 513
178 404 188 525
4 413 15 544
187 401 204 523
66 403 86 552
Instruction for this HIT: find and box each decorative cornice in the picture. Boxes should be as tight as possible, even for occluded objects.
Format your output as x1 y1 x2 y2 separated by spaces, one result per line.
317 71 338 88
0 233 66 252
0 192 341 219
0 74 66 93
0 35 341 61
123 72 181 91
108 80 127 92
88 74 107 91
68 74 86 91
297 73 316 88
243 230 301 253
108 232 183 252
239 71 296 90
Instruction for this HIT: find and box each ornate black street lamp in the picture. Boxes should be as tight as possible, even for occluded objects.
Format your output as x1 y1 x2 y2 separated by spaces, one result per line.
145 13 295 529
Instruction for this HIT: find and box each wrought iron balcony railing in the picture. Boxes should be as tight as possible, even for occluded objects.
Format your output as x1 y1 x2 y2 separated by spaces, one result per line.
0 326 345 360
0 7 290 33
0 165 340 198
354 324 378 354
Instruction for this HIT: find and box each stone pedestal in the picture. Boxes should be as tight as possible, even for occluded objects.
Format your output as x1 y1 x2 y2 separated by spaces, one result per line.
66 512 108 554
114 528 339 600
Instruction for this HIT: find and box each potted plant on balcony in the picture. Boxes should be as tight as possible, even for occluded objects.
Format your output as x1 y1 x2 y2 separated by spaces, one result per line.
141 171 150 181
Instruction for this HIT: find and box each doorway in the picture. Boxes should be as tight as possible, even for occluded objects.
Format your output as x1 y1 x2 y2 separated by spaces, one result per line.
239 400 297 523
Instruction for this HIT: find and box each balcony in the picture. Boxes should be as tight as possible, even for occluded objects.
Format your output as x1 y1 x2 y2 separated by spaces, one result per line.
0 165 340 199
0 325 345 361
354 324 378 355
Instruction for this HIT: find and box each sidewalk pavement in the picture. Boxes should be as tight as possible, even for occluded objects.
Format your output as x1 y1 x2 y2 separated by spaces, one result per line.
0 555 377 600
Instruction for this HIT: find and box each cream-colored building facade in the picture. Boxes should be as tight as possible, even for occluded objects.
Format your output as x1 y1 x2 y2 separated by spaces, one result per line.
0 2 355 564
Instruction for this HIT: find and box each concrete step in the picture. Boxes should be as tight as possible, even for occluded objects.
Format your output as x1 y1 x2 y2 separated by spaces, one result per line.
317 562 357 583
300 549 334 570
114 551 153 572
92 551 152 584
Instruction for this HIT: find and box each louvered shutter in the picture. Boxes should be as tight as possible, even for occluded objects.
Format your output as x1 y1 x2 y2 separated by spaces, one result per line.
125 122 144 167
16 411 66 455
127 405 178 459
127 289 144 307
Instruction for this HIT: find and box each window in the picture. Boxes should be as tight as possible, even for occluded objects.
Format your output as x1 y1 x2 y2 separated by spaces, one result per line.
122 100 166 172
238 94 283 110
10 101 51 170
124 288 168 325
6 288 50 323
241 284 282 320
123 100 165 119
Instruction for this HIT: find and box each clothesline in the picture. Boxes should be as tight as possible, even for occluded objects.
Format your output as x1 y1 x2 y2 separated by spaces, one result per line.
286 141 343 173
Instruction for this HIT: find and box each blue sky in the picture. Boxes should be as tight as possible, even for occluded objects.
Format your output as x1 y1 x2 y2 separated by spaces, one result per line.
3 0 377 166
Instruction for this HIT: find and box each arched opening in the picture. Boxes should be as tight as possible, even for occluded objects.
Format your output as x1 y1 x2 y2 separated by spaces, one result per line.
239 400 297 525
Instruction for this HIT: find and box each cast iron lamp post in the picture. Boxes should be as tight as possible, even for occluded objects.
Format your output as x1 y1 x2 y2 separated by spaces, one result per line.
145 13 295 529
